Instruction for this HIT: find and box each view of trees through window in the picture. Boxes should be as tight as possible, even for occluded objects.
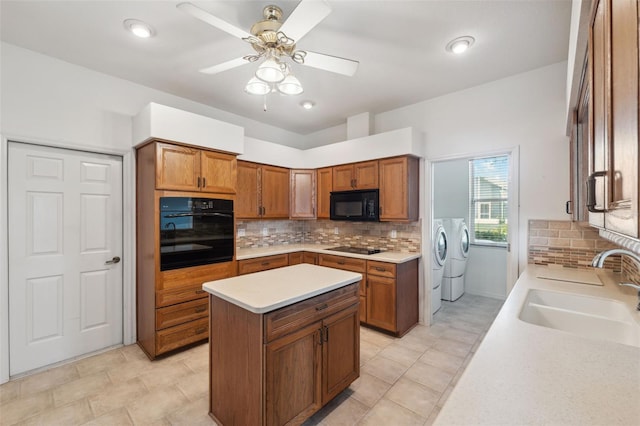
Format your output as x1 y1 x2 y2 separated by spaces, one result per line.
469 155 509 245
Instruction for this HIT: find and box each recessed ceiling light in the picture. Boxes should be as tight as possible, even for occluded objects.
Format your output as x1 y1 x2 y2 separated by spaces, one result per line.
123 19 155 38
301 101 315 110
446 36 475 54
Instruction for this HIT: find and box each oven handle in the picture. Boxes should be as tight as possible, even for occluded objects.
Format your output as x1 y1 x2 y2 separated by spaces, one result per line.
163 212 233 218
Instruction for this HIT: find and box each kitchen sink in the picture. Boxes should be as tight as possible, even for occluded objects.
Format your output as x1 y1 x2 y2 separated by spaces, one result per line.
519 289 640 348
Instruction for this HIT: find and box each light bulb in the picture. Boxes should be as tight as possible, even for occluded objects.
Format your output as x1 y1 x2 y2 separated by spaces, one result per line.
245 77 271 95
277 75 303 95
255 58 285 83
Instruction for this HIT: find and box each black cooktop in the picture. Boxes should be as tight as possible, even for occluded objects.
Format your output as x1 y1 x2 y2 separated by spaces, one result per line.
327 246 381 255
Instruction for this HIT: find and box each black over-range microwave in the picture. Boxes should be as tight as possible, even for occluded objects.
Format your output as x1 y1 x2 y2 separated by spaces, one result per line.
330 189 379 221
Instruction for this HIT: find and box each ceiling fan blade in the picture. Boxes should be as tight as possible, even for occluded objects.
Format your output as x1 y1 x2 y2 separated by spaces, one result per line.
199 57 249 75
279 0 332 42
177 2 251 40
303 51 359 76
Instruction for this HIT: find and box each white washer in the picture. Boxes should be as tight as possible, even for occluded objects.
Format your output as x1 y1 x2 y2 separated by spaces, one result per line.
431 219 447 314
440 218 469 301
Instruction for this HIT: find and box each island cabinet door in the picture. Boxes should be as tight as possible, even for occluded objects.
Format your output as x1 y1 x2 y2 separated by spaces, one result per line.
265 321 323 426
322 304 360 404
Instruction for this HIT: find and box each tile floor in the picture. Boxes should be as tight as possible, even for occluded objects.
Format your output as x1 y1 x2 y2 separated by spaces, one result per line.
0 294 503 425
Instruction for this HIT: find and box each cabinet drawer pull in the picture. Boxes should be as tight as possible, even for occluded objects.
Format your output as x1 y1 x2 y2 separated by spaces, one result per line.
195 327 207 334
375 267 386 272
337 260 346 265
315 303 328 311
195 289 205 294
565 200 572 215
324 326 329 342
202 177 206 188
197 176 201 188
261 261 270 266
586 171 607 213
195 306 207 313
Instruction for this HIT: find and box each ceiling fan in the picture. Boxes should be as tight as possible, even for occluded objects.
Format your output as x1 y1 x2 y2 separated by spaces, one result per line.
177 0 359 96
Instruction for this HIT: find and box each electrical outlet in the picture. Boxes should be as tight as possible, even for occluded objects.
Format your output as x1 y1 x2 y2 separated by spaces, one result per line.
237 228 246 237
262 227 268 236
334 227 339 235
391 230 397 239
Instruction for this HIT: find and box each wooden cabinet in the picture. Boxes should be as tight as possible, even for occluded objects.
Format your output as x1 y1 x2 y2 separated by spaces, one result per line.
332 160 379 191
587 0 639 238
135 142 237 360
569 69 591 222
317 167 333 219
155 142 236 193
209 283 359 425
289 252 303 265
365 259 418 336
318 254 418 336
238 254 289 275
303 251 319 265
379 156 419 222
290 169 316 219
237 161 289 219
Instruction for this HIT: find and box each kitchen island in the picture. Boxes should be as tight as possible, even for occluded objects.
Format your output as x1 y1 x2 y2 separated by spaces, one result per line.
202 264 362 426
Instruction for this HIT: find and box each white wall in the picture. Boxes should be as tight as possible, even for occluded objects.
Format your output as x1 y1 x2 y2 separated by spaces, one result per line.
375 61 570 277
434 159 469 219
433 158 507 299
0 43 302 149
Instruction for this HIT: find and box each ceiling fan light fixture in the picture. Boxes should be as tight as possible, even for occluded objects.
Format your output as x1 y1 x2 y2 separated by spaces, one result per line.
446 36 475 54
255 57 285 83
123 19 155 38
277 74 303 95
245 77 271 95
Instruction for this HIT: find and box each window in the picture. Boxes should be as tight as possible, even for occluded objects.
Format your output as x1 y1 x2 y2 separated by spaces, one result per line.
469 155 509 246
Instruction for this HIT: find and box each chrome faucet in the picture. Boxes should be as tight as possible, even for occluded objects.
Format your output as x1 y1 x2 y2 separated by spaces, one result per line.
592 249 640 311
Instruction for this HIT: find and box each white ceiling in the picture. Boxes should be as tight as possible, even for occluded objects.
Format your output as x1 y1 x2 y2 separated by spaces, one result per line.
1 1 571 136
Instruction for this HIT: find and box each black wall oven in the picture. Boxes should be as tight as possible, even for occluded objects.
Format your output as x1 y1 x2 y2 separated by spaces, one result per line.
159 197 234 271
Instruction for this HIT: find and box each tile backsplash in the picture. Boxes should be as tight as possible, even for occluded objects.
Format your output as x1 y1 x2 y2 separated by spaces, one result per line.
528 220 640 285
236 219 421 253
528 220 621 270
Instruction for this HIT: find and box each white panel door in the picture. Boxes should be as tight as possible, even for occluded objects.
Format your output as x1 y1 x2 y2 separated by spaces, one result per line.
8 142 123 375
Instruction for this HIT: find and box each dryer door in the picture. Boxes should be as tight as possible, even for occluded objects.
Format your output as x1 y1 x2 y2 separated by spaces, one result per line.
460 223 470 258
434 226 448 266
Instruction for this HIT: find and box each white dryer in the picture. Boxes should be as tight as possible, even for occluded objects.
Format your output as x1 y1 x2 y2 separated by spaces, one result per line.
431 219 447 314
440 218 469 301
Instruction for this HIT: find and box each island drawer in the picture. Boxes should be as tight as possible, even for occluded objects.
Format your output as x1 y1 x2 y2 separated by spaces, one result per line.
264 282 359 342
156 283 208 308
238 254 289 275
367 261 396 278
318 254 366 273
156 298 209 330
156 317 209 355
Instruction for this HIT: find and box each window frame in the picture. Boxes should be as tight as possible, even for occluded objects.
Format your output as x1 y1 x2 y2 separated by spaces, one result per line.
469 155 509 248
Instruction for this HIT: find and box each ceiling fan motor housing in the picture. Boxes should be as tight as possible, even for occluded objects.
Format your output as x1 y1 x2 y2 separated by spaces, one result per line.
249 5 296 56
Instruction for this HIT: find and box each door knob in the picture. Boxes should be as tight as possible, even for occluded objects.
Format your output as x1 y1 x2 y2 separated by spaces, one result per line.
105 256 121 265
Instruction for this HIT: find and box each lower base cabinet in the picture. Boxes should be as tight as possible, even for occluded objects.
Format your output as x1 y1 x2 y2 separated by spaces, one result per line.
209 283 360 426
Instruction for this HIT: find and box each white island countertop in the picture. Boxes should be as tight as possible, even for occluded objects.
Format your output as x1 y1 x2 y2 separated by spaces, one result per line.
435 265 640 426
202 264 362 314
236 244 421 264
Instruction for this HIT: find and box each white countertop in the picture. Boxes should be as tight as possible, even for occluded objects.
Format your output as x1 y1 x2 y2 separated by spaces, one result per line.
202 264 362 314
236 243 421 264
435 265 640 426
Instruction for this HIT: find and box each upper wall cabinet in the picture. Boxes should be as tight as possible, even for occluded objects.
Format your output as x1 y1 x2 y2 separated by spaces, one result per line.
379 156 419 222
290 169 316 219
587 0 639 238
154 142 237 193
332 161 378 191
237 161 289 219
317 167 332 219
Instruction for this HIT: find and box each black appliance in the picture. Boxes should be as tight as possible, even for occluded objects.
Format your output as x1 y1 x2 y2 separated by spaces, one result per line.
327 246 382 255
330 189 379 221
159 197 234 271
